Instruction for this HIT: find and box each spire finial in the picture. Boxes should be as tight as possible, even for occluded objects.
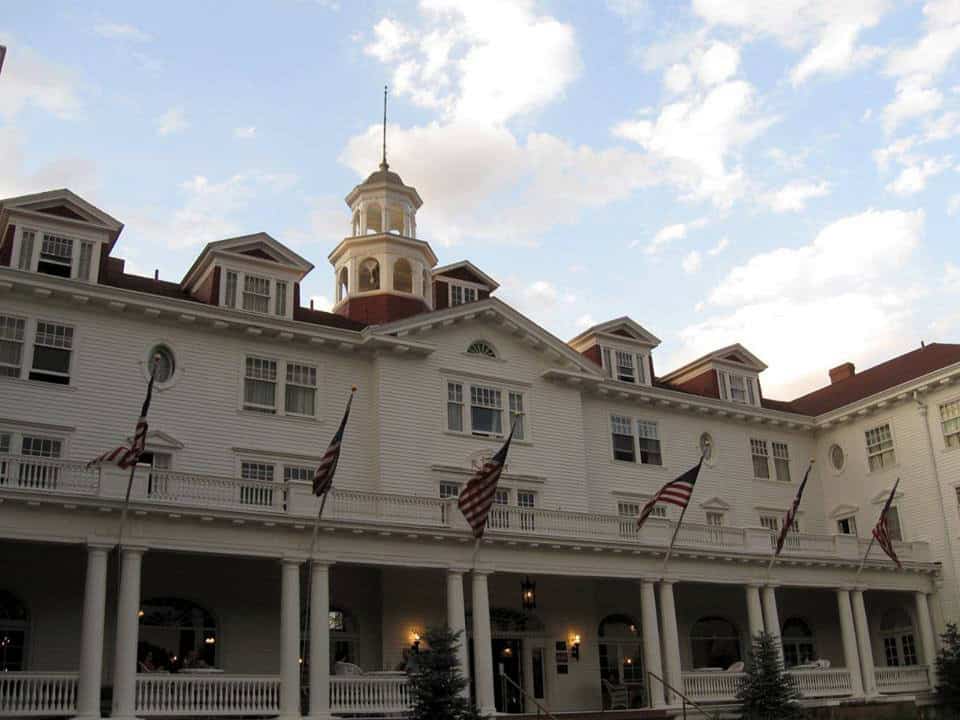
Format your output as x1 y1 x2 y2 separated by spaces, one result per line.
381 84 388 170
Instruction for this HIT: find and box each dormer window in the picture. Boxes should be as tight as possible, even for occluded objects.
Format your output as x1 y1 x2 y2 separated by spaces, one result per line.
221 269 291 318
15 228 98 282
718 370 758 406
38 234 73 277
450 283 478 306
601 347 649 385
243 274 271 313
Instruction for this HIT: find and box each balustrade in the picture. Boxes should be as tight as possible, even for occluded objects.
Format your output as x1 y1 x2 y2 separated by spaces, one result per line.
683 669 853 703
875 666 931 694
330 675 412 714
135 674 281 716
0 673 78 717
0 456 98 495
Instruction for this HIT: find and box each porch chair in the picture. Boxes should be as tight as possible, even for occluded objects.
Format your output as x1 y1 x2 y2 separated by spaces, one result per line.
602 679 629 710
725 661 744 672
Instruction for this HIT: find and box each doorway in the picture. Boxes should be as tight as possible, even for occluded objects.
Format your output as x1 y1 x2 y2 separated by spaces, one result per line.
493 638 523 713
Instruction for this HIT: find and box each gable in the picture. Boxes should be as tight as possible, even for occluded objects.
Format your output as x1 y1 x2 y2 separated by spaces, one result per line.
181 232 314 290
568 316 661 351
0 189 123 232
35 204 87 221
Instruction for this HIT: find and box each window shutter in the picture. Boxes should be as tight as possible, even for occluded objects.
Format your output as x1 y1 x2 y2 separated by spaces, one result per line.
747 378 756 405
718 371 729 400
635 353 646 384
601 347 613 377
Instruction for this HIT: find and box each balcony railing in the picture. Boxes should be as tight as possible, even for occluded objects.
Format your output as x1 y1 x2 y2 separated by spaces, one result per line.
0 456 931 565
875 665 931 694
330 674 411 715
135 674 281 716
0 672 78 717
683 669 854 703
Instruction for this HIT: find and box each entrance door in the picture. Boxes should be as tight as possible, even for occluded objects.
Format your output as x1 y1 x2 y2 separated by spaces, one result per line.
493 639 523 713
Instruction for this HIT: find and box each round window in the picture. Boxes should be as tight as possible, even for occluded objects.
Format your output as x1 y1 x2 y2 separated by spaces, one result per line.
149 345 176 384
699 432 714 462
829 444 845 472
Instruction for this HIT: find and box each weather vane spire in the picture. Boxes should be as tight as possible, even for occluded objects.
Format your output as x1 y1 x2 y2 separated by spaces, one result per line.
381 84 388 170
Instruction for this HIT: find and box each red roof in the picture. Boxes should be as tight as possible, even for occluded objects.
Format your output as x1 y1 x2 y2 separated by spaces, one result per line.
784 343 960 415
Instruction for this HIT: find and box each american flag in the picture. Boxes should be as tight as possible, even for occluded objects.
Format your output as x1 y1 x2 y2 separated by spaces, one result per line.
637 457 703 529
872 479 902 569
87 360 158 469
774 461 813 556
313 388 356 496
458 425 516 539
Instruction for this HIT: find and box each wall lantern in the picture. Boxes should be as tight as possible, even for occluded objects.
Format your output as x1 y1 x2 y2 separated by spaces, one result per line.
570 633 581 661
521 576 537 610
410 630 422 653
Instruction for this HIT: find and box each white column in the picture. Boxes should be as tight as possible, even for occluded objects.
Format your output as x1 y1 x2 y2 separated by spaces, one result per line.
640 579 665 708
745 585 765 643
447 569 470 700
761 586 783 664
836 589 864 697
851 588 878 696
915 592 937 669
74 544 111 720
279 558 302 720
657 581 682 706
309 562 331 720
111 546 145 720
471 571 496 716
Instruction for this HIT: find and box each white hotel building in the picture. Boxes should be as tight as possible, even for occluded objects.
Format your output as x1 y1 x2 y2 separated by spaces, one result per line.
0 159 958 719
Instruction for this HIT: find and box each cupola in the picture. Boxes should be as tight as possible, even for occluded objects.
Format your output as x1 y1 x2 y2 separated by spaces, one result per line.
329 91 437 325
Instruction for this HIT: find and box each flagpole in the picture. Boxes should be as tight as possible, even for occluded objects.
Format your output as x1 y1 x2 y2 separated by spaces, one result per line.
857 477 900 578
661 447 708 575
766 459 814 578
855 536 876 580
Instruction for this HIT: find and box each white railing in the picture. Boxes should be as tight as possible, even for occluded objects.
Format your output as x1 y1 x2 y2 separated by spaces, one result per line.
676 523 747 550
145 470 285 512
0 672 78 716
875 665 931 694
135 674 281 716
790 668 852 697
330 675 411 715
327 490 448 528
0 456 99 495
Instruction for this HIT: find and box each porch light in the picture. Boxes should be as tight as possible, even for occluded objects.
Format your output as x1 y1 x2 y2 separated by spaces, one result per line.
410 631 421 652
570 634 581 661
138 609 144 618
521 576 536 610
204 636 216 645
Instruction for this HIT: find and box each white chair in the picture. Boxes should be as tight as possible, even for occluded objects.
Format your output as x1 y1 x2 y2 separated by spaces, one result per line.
725 661 745 672
334 661 363 676
813 658 831 669
602 679 629 710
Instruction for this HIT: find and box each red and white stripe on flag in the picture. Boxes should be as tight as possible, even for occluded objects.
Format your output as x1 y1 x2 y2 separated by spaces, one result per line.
873 516 902 568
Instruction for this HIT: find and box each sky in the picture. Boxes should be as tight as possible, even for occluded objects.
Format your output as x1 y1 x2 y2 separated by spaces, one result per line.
1 0 959 399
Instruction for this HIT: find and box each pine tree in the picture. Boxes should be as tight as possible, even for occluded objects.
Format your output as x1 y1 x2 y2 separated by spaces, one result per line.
735 631 803 720
408 626 483 720
936 623 960 718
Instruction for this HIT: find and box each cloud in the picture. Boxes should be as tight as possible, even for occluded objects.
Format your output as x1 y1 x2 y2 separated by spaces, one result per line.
664 64 693 94
0 38 82 120
640 217 707 253
766 147 808 171
883 76 944 132
696 42 740 86
761 180 832 212
575 313 596 330
309 295 333 312
886 156 952 195
682 250 702 274
364 18 414 62
0 126 98 199
946 261 960 291
157 107 188 136
94 23 151 41
233 126 257 139
708 236 729 255
709 209 923 306
949 192 960 215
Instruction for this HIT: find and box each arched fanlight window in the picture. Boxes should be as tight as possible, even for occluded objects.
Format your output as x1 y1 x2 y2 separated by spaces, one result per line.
359 258 380 292
598 613 642 686
0 590 29 671
690 616 742 670
337 267 349 302
467 340 497 359
393 258 413 293
139 597 217 670
781 617 815 667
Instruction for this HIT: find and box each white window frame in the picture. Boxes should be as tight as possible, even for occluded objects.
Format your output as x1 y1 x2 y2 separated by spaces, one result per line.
718 369 758 407
447 280 483 307
600 345 650 386
439 481 460 499
29 319 74 385
941 397 960 450
750 438 770 479
610 415 636 463
241 356 319 419
771 441 791 483
443 376 529 442
837 516 858 536
865 422 897 472
0 314 27 379
706 511 724 527
13 225 101 282
636 419 663 466
220 267 294 318
0 427 70 482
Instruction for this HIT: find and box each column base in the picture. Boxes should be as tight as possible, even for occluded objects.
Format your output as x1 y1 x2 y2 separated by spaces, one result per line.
304 714 333 720
479 705 497 717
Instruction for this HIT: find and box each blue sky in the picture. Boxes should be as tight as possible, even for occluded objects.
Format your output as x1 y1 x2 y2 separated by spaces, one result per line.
2 0 959 398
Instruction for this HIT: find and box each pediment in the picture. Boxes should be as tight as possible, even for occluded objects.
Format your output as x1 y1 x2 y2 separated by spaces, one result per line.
125 430 184 449
699 496 731 511
0 189 123 233
433 260 499 290
570 316 661 348
829 503 860 519
210 233 314 272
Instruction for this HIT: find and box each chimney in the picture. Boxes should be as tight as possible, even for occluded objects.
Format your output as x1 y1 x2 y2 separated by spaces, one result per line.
154 269 159 280
310 299 315 310
829 362 855 384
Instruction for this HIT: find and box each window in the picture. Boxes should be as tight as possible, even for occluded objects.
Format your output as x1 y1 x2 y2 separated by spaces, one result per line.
149 345 176 384
242 274 271 313
283 466 312 484
880 608 917 667
285 363 317 417
829 444 845 471
729 374 747 403
885 506 903 542
467 341 497 358
772 442 791 482
488 488 510 530
393 258 413 293
38 234 73 277
866 423 896 471
450 284 478 306
760 515 779 532
470 386 503 435
240 461 275 506
690 617 742 669
719 371 757 406
941 399 960 449
509 391 525 440
224 271 238 308
17 230 34 271
615 351 635 383
837 516 858 535
244 357 277 413
77 241 94 281
21 436 62 458
275 281 287 316
781 618 816 668
706 511 724 526
751 439 770 479
611 415 635 462
359 258 380 291
601 347 647 385
0 316 25 378
447 382 464 432
439 482 460 499
30 322 73 384
0 591 29 672
337 267 349 301
636 420 662 465
517 490 536 508
699 432 714 462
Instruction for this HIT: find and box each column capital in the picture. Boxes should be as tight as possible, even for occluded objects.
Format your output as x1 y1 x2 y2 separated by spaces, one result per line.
835 586 855 593
86 540 116 552
746 582 764 591
852 585 868 594
280 554 308 566
472 568 494 577
657 578 676 586
447 566 470 576
118 543 149 555
310 559 334 572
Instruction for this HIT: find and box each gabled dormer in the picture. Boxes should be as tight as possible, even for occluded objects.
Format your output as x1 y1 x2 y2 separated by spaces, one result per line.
181 233 314 320
0 189 123 284
661 343 767 407
432 261 499 310
568 317 661 387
